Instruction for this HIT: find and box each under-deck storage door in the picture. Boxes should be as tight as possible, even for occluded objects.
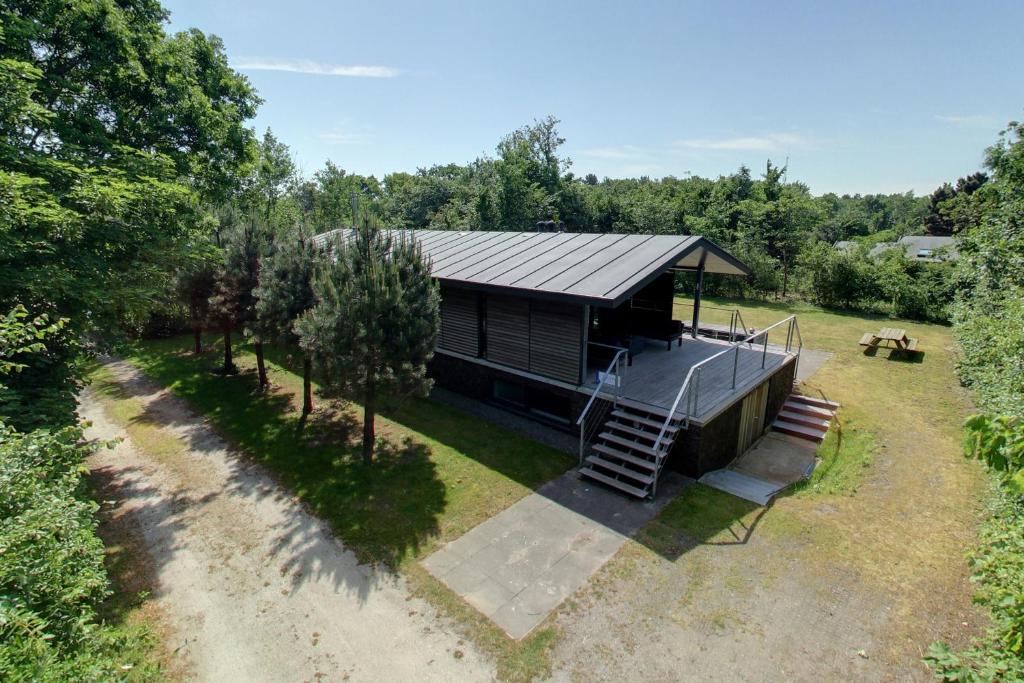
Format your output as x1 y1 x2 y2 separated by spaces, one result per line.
485 295 530 370
438 287 479 356
736 382 770 455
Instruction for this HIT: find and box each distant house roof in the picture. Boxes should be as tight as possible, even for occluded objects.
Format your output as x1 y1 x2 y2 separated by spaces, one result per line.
312 229 750 307
869 235 958 261
834 240 857 252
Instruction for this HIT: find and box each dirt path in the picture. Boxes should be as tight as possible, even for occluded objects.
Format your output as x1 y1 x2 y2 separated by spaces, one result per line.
81 359 492 682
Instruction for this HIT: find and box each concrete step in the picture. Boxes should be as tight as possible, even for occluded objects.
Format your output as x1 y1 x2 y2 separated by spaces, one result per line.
782 400 834 420
777 409 830 430
788 394 840 411
585 456 655 486
592 443 659 471
610 410 679 433
599 431 670 457
772 419 827 442
579 467 650 498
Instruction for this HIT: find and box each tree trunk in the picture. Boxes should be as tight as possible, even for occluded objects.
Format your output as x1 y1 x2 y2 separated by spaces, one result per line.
302 354 313 417
362 387 375 465
782 255 790 298
193 327 202 355
254 340 268 391
223 328 233 374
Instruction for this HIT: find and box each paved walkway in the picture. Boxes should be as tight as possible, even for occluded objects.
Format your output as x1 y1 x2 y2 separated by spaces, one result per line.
422 470 688 639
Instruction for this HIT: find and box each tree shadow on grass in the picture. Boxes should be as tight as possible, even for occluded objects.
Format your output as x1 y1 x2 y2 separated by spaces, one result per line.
380 397 574 493
107 347 448 579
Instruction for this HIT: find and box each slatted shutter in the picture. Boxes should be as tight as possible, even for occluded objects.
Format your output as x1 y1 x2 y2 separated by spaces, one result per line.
439 288 479 356
486 295 530 369
529 301 582 383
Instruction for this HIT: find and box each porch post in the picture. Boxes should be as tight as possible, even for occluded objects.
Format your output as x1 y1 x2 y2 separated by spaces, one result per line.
691 251 707 339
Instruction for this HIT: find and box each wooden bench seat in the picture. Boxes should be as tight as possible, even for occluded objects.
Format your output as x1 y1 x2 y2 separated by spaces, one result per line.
858 332 876 346
905 338 919 352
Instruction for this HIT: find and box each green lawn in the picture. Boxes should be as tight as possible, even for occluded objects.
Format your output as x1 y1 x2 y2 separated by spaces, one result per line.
652 296 984 599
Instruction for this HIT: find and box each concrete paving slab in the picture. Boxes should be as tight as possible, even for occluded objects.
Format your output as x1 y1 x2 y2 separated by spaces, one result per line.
733 433 817 486
422 470 689 639
796 348 833 383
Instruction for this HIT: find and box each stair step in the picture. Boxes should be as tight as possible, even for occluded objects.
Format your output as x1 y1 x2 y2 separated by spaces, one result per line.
788 394 840 410
579 467 650 498
585 456 655 485
615 397 679 420
777 410 830 430
599 431 670 456
606 421 672 443
610 410 679 433
782 400 834 419
772 419 827 442
592 443 658 471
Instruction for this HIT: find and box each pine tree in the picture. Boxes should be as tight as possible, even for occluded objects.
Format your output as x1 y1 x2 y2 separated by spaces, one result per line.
297 211 439 463
209 218 270 380
254 226 321 417
174 238 221 355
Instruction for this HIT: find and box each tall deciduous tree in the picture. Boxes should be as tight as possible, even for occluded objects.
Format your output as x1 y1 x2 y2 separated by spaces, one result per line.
297 213 440 463
254 227 321 417
0 1 259 425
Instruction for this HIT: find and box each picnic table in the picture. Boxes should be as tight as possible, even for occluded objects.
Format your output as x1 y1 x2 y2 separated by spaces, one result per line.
858 327 919 355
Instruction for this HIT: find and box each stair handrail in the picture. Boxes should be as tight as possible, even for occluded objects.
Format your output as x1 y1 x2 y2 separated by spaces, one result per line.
651 343 737 453
733 309 751 339
576 347 629 466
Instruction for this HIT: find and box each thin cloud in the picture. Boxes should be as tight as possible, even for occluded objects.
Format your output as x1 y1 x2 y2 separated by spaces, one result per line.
935 114 994 126
234 58 398 78
673 132 811 152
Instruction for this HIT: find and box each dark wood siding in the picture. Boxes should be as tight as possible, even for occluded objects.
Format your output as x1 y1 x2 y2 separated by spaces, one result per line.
529 300 582 383
438 287 479 356
486 295 530 368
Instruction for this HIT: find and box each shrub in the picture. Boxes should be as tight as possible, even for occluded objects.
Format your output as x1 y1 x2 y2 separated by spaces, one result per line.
0 425 159 681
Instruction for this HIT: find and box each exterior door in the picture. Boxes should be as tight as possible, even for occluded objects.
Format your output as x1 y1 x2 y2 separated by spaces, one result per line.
737 382 769 456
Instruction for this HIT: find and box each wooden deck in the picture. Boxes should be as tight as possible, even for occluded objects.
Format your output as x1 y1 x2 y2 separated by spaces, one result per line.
584 337 791 423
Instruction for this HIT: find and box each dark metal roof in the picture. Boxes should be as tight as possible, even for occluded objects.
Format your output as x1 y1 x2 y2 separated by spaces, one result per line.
312 229 750 307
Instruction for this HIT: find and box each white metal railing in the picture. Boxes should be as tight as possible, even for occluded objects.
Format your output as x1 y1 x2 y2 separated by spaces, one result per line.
576 345 629 466
677 303 753 342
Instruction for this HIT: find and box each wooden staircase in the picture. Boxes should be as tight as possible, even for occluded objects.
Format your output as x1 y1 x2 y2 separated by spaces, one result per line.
578 398 683 498
771 394 839 443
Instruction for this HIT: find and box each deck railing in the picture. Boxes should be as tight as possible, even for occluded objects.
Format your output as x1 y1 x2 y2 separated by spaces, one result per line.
576 345 628 467
650 314 803 456
677 303 753 342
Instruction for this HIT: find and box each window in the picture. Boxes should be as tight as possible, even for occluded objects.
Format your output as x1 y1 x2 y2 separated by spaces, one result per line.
916 249 933 259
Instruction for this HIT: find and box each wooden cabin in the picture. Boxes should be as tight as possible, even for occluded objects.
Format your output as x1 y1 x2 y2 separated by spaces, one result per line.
314 228 802 499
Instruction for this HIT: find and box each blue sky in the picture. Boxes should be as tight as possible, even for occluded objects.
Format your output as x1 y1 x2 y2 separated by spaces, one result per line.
164 0 1024 196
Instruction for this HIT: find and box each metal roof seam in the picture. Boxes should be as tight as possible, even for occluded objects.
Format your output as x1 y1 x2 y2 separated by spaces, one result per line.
430 231 523 271
525 233 631 289
557 234 658 293
481 233 597 285
450 232 562 280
